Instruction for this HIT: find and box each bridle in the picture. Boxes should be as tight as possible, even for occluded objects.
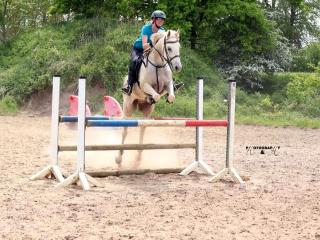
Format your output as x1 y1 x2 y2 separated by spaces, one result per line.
143 35 180 93
148 36 180 71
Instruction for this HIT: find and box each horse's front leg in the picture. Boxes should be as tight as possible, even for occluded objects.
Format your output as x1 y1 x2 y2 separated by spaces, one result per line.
142 83 161 102
166 80 175 103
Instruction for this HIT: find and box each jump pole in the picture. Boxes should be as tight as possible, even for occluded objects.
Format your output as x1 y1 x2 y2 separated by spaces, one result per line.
56 77 101 190
58 143 196 151
209 80 244 184
30 75 64 182
180 77 215 176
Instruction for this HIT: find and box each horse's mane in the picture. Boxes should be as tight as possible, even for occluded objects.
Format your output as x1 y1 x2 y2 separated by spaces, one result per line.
151 30 180 48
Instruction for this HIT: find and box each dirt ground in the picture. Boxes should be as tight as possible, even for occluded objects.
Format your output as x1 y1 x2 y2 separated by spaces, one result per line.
0 115 319 240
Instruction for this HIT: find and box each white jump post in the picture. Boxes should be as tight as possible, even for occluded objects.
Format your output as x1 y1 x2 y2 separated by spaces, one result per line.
56 77 101 190
180 77 215 176
209 80 244 184
30 75 64 182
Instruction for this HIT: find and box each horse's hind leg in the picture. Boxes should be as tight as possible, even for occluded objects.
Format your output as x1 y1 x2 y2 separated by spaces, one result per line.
133 126 146 167
115 127 128 167
115 97 135 168
134 103 155 167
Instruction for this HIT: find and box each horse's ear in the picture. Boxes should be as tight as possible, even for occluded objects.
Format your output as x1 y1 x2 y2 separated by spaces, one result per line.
176 29 180 39
167 30 171 38
151 32 162 45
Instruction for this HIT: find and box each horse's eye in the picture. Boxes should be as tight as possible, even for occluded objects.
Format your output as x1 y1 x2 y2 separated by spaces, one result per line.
168 47 172 52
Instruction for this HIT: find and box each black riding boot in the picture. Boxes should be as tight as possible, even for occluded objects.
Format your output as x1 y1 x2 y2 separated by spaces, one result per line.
122 61 136 95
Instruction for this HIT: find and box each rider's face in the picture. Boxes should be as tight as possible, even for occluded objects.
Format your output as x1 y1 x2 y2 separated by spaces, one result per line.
155 18 165 26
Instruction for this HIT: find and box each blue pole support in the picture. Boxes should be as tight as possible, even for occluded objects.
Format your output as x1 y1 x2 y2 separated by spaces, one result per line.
59 116 111 122
87 120 139 127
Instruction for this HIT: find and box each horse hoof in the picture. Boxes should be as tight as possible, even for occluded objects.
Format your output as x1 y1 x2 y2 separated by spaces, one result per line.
167 95 175 103
152 93 161 102
115 156 122 166
132 154 142 168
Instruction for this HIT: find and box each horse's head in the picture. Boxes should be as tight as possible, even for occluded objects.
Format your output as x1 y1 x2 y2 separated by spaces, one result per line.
151 30 182 72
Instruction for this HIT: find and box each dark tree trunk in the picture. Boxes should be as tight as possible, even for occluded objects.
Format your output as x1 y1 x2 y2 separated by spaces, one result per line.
0 0 8 43
190 24 197 49
289 6 301 47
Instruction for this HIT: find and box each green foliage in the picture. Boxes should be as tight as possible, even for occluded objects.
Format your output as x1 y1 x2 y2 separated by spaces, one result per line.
50 0 158 19
260 72 294 104
251 72 320 118
0 19 140 101
50 0 118 18
261 0 320 48
0 17 223 108
237 111 320 128
292 43 320 72
207 0 275 58
0 95 19 115
1 0 55 43
286 74 320 117
0 14 318 128
204 0 281 91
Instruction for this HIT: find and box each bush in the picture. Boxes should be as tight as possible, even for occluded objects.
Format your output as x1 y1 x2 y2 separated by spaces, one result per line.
0 96 19 115
287 74 320 104
292 43 320 72
286 73 320 117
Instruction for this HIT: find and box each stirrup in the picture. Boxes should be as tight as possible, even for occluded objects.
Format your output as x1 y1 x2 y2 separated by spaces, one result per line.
121 86 131 95
174 82 184 91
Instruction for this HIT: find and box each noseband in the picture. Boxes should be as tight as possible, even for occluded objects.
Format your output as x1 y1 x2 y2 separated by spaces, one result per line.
163 37 180 70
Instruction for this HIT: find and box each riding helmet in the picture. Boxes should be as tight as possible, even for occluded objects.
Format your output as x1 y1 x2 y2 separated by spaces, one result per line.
151 10 166 19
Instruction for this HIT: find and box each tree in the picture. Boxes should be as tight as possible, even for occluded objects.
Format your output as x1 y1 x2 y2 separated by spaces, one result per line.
260 0 320 48
0 0 9 43
50 0 144 19
0 0 53 43
156 0 208 49
207 0 276 60
156 0 279 89
0 0 23 43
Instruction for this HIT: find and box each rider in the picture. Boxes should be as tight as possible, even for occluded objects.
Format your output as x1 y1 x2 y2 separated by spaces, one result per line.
122 10 183 96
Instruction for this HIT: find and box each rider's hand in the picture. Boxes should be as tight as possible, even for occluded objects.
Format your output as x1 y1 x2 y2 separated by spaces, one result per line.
143 43 151 51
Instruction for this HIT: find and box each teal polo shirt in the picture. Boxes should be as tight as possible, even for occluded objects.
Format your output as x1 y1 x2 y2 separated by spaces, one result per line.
133 23 165 50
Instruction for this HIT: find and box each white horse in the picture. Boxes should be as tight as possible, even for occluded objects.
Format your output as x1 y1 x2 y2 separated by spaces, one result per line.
116 30 182 167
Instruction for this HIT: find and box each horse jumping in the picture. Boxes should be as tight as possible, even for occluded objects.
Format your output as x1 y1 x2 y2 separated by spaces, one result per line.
116 30 182 167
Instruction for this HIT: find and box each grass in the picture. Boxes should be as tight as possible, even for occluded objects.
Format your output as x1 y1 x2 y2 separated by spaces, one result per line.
237 112 320 129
